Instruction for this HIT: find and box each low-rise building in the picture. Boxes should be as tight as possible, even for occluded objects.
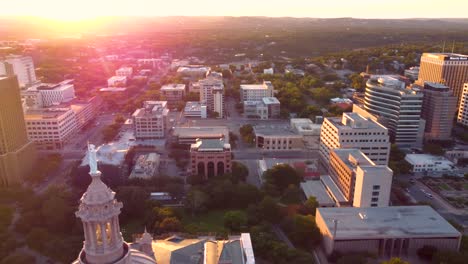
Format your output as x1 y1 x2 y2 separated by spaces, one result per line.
184 101 207 118
137 58 162 69
115 67 133 77
445 150 468 164
129 153 160 179
263 68 274 74
172 126 229 145
316 206 461 256
300 180 336 207
161 84 186 108
69 96 102 130
132 101 169 139
240 81 274 102
177 65 211 78
404 66 420 81
24 107 77 150
405 154 455 173
99 87 127 93
190 139 231 179
151 234 255 264
25 79 75 107
329 149 393 207
290 118 321 149
253 125 304 150
243 97 280 119
457 83 468 126
107 76 127 87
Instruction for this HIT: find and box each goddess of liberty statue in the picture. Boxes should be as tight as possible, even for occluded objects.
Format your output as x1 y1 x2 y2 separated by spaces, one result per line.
88 143 98 174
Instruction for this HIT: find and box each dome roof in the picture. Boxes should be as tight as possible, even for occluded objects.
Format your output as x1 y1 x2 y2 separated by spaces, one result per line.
81 171 115 205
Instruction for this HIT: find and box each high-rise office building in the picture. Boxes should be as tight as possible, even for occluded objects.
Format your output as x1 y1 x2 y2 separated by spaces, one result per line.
0 55 37 88
329 149 393 207
319 112 390 166
418 53 468 106
0 76 37 186
421 82 457 141
199 77 224 118
364 75 425 148
457 83 468 126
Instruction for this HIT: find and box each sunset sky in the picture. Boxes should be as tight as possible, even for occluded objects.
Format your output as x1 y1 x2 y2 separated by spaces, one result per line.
1 0 467 20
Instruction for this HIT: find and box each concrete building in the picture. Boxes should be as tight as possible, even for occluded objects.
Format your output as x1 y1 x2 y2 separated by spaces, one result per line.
243 97 280 119
290 118 321 150
316 206 461 256
132 101 169 139
107 76 127 87
129 153 160 179
172 126 229 145
161 83 186 108
405 154 455 174
253 125 304 150
404 66 420 81
24 107 78 150
0 76 37 186
184 101 207 118
177 65 211 78
300 180 336 207
263 68 274 74
190 139 231 179
417 53 468 106
26 79 75 107
115 67 133 77
364 75 425 148
0 55 37 87
199 77 224 117
457 83 468 126
240 81 274 102
329 149 392 207
20 89 43 110
421 82 457 141
137 58 162 68
319 112 390 166
69 96 102 130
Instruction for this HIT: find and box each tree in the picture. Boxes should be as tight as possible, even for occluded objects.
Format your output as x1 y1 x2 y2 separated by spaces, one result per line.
159 217 182 232
303 196 319 215
223 210 247 232
26 228 49 252
231 161 249 182
264 164 302 192
423 143 445 156
417 245 437 261
185 188 209 216
115 186 150 220
281 185 304 204
285 214 321 247
381 257 409 264
114 114 125 124
0 253 35 264
310 87 340 105
239 124 254 144
257 196 282 223
349 73 366 91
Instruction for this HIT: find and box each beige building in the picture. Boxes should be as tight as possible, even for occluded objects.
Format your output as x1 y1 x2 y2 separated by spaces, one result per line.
199 77 224 117
290 118 321 149
240 81 274 102
320 112 390 166
190 139 232 179
172 126 229 145
161 83 186 108
457 83 468 126
70 96 102 130
421 82 458 141
418 53 468 106
253 125 304 150
25 107 78 150
132 101 169 139
316 206 461 257
329 149 392 207
0 76 37 186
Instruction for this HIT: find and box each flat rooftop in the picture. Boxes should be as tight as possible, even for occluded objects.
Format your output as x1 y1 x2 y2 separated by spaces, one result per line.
320 175 347 203
423 53 468 61
254 125 300 136
300 180 335 206
27 79 74 91
184 101 205 112
405 154 454 166
25 107 72 119
332 148 375 168
161 83 186 91
99 87 127 92
191 139 229 151
326 112 387 131
173 126 229 139
262 97 280 105
317 206 461 239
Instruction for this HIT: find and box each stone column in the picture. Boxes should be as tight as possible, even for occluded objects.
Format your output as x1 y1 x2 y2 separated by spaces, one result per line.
101 223 108 249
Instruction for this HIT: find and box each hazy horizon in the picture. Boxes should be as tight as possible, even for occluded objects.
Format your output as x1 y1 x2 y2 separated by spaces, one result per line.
1 0 467 21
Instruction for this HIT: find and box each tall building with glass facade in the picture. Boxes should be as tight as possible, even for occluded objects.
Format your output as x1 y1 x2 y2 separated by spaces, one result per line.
364 75 425 148
0 76 37 186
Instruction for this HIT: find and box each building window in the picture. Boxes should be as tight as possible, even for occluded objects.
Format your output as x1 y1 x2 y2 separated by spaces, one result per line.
372 191 379 196
371 197 379 202
373 185 380 190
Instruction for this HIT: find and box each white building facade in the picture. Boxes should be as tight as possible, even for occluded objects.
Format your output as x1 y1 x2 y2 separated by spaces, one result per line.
132 101 169 139
240 81 274 102
457 83 468 126
0 55 37 88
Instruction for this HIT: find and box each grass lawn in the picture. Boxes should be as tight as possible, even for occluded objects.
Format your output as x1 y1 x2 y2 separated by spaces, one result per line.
439 183 451 191
181 210 231 234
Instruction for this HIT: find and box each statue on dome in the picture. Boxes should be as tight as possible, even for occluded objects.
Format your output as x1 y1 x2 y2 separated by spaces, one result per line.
88 143 98 174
